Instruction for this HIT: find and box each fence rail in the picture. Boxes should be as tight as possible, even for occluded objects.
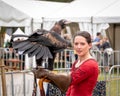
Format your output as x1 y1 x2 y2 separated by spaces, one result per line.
0 48 25 71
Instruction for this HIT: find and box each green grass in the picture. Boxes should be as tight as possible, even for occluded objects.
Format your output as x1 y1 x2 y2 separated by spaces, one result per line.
98 72 120 96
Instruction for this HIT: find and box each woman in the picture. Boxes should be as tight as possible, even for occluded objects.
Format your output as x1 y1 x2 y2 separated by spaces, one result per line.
66 31 99 96
33 31 99 96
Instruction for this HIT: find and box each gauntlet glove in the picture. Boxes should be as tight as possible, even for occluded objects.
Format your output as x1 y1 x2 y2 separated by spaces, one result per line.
33 67 71 93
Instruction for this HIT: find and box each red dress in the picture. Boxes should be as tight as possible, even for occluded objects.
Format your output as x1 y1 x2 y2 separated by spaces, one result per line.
66 59 99 96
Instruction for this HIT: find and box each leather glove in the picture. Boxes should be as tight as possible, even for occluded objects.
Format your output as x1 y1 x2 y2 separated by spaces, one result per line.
32 67 71 93
32 67 49 79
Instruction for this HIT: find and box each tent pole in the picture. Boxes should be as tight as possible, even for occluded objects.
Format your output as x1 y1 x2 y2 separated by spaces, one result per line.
91 16 94 36
0 58 7 96
41 17 44 30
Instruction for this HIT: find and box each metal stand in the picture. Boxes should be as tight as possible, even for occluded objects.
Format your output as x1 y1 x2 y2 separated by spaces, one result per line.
0 59 7 96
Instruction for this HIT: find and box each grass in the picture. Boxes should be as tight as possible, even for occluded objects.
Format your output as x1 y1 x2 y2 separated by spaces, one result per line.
98 72 120 96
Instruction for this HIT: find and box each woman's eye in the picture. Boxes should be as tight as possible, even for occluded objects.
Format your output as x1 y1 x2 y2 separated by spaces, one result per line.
74 43 78 45
80 43 85 45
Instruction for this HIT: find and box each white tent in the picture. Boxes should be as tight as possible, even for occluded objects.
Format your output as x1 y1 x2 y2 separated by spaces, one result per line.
4 28 26 45
13 28 25 35
0 0 31 27
44 0 116 21
43 0 117 37
0 0 68 32
93 0 120 23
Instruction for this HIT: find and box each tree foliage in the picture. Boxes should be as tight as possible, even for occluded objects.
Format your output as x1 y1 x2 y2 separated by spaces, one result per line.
42 0 73 3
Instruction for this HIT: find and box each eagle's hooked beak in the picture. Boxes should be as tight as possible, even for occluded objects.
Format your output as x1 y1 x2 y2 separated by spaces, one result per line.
58 19 71 29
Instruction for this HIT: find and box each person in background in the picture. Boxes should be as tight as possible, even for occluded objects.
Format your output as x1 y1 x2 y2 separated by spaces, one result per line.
33 31 99 96
74 50 78 60
4 39 11 48
93 32 102 50
100 37 111 51
100 37 113 72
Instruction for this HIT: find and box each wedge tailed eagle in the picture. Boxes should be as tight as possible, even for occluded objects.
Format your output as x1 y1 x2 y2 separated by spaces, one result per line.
12 19 71 70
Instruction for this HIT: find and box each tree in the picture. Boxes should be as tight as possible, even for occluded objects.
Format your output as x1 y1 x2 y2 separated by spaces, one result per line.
42 0 73 3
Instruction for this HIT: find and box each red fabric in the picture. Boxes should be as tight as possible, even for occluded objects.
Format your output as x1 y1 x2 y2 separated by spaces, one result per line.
66 59 99 96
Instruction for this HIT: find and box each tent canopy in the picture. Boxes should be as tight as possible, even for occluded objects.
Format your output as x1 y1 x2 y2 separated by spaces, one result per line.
1 0 68 22
42 0 115 37
13 28 25 35
93 0 120 23
0 0 31 27
44 0 118 23
0 0 68 27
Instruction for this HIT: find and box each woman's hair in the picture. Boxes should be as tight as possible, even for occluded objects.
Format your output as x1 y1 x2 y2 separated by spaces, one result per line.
73 31 92 44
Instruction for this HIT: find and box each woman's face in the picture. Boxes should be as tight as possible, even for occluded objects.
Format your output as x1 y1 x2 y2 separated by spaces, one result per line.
73 36 92 57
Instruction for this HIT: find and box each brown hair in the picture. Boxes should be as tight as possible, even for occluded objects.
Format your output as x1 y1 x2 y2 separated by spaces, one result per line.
73 31 92 44
96 32 101 36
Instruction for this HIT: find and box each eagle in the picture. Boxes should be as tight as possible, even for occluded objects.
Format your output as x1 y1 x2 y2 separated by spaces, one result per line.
11 19 71 70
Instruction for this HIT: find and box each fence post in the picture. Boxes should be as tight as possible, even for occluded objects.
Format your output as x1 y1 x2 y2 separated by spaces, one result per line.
0 59 7 96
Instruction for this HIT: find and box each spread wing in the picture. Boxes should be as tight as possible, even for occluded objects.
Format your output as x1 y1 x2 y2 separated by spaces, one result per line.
12 29 70 59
